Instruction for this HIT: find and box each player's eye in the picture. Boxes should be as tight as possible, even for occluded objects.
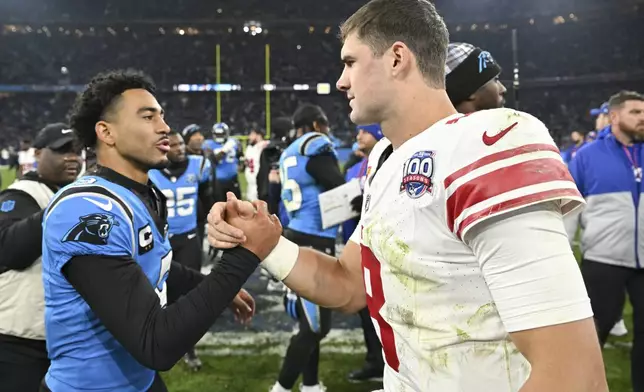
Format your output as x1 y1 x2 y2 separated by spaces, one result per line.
143 115 154 120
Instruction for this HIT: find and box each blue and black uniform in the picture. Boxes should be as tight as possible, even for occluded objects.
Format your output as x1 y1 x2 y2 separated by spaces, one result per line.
149 155 212 271
277 132 345 390
203 139 241 202
40 166 260 392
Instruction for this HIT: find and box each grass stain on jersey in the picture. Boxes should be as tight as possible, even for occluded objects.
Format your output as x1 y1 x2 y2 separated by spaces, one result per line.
364 219 443 293
425 347 450 374
467 302 498 327
455 327 471 342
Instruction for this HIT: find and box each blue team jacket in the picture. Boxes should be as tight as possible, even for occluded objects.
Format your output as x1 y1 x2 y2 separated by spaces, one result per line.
568 133 644 269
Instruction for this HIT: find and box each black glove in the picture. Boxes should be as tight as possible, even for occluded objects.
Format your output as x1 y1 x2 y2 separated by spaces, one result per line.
350 194 364 215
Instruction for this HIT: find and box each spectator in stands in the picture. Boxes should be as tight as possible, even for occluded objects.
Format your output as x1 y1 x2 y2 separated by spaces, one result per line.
592 102 611 132
561 130 587 165
567 90 644 392
592 102 613 139
0 123 81 391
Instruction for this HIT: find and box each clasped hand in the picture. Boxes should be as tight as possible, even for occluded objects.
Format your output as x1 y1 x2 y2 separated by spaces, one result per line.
206 192 282 260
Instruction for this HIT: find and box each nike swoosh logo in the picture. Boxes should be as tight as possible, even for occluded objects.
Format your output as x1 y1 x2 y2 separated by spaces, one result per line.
83 197 113 212
188 233 197 240
482 122 519 146
62 129 73 134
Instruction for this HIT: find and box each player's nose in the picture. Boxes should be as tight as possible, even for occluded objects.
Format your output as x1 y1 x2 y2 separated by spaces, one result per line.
336 70 349 92
158 118 171 134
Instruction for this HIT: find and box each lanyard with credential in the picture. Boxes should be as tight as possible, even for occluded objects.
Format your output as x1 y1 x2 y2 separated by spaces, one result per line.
623 145 642 183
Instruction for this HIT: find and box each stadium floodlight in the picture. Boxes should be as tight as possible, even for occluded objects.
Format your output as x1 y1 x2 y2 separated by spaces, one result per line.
243 21 263 36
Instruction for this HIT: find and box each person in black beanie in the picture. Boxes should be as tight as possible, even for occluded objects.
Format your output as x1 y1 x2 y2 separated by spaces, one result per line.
445 42 506 112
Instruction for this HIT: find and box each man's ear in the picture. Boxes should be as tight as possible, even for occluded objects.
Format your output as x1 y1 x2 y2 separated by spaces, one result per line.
95 121 116 147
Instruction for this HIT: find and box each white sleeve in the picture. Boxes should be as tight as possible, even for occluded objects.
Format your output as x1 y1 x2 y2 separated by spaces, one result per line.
563 207 582 245
463 201 593 333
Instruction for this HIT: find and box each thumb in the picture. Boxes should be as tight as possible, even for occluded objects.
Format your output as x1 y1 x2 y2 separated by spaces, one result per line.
236 200 257 219
225 199 241 218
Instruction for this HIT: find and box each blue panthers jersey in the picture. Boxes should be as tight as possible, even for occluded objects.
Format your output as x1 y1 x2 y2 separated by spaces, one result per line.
203 139 239 181
41 173 173 392
279 132 338 239
149 155 211 235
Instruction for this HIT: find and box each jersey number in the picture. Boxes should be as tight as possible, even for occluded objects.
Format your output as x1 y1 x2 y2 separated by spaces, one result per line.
247 158 255 174
225 149 237 164
362 245 400 372
280 156 302 212
156 251 173 307
162 187 197 218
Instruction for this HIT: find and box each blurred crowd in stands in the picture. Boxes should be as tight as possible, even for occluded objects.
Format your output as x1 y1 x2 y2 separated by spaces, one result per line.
0 0 643 153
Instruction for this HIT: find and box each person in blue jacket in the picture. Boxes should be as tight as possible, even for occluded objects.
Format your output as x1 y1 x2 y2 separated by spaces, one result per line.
567 90 644 392
561 130 587 165
591 102 612 139
342 124 386 383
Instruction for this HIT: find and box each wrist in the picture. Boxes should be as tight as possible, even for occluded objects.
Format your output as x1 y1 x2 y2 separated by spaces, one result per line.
261 236 300 281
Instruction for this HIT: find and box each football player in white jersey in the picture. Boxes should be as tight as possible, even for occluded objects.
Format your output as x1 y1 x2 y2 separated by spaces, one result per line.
206 0 608 391
243 128 268 201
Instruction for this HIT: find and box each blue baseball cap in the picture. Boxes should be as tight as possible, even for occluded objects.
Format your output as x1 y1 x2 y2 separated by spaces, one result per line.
590 102 609 116
357 124 383 141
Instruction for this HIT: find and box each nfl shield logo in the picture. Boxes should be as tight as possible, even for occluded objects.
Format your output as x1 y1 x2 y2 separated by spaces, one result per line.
400 151 435 199
0 200 16 212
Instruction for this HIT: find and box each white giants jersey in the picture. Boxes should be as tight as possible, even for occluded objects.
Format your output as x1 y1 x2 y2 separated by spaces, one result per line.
244 140 267 200
353 109 584 391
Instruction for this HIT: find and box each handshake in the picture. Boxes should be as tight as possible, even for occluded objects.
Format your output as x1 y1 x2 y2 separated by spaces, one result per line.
206 192 283 260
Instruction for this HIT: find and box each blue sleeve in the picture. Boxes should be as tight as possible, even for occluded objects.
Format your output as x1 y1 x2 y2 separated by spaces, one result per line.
43 193 134 271
199 157 212 183
202 140 216 151
567 152 585 197
299 134 335 157
560 148 571 164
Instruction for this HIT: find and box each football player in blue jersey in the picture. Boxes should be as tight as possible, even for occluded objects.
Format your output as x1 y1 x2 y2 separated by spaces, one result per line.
149 130 213 370
269 104 346 392
40 70 281 392
203 122 241 202
180 124 210 246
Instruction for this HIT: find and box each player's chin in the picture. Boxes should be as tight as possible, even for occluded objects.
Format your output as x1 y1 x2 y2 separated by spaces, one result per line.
149 156 170 170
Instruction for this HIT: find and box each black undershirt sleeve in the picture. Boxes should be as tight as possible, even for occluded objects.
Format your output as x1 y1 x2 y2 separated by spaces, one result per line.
62 246 259 371
305 153 346 191
0 190 46 272
166 261 205 304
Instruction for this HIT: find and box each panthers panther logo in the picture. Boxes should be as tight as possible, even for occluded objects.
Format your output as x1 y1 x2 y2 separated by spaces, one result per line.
63 213 119 245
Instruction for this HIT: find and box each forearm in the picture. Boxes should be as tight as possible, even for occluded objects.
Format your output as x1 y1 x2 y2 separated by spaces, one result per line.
518 319 607 392
265 238 365 313
64 247 259 371
166 261 204 304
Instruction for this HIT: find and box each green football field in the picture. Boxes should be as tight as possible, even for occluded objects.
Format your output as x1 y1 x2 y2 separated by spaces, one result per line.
0 167 634 391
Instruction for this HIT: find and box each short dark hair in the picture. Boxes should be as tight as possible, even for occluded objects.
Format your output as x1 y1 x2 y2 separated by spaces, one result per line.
340 0 449 88
608 90 644 111
68 69 156 149
292 103 327 130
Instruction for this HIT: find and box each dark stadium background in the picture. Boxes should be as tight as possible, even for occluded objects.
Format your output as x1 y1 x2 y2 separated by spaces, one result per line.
0 0 640 390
